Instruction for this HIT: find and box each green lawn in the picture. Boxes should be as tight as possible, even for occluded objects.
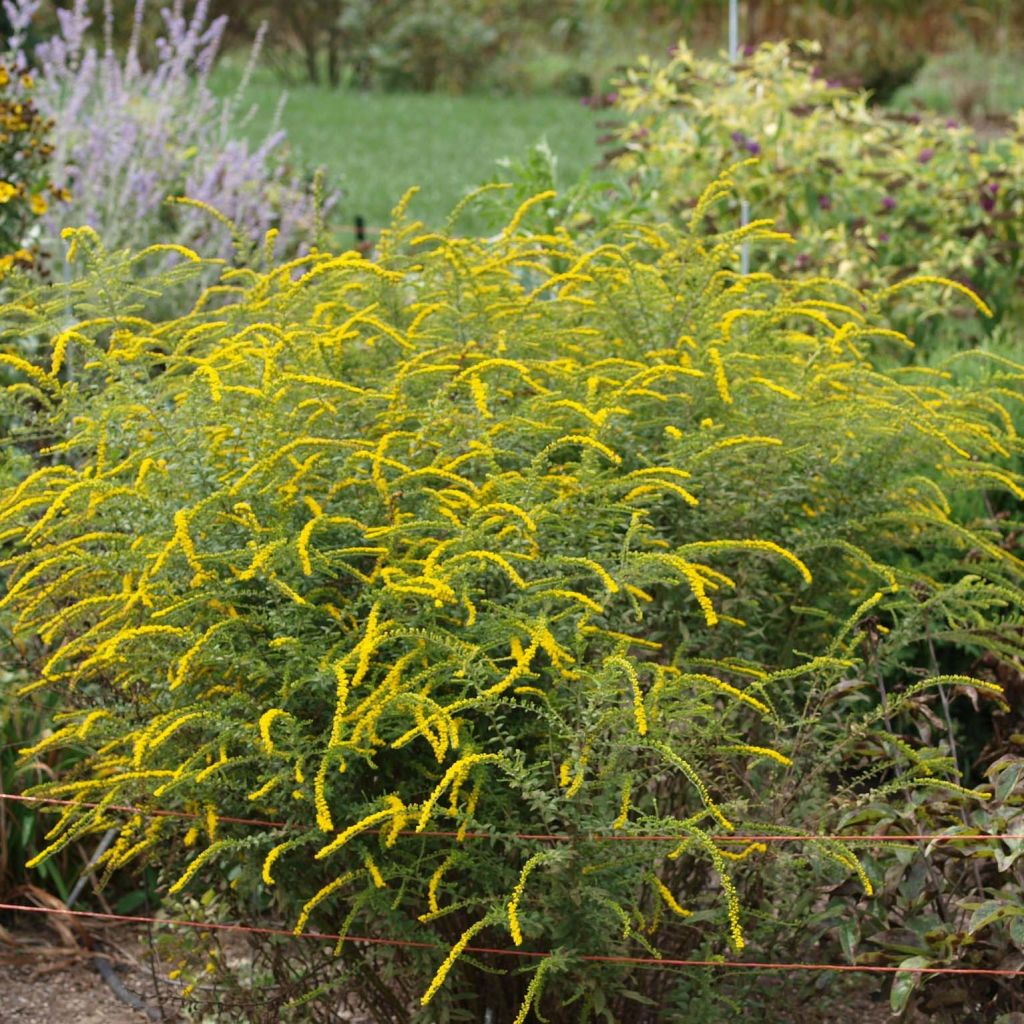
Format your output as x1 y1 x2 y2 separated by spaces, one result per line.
213 67 603 240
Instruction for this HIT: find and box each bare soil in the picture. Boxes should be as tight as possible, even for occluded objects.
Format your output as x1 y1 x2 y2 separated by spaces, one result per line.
2 926 170 1023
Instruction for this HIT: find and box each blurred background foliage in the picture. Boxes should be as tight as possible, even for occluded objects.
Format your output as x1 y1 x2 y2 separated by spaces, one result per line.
11 0 1024 101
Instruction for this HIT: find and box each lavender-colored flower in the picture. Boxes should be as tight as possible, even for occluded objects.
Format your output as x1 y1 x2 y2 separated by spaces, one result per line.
881 195 896 212
7 0 334 277
980 183 999 213
730 130 760 156
917 147 935 164
818 194 832 211
879 232 890 243
945 117 959 129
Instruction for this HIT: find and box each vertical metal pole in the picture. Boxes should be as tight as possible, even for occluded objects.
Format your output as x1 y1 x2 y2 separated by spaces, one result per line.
729 0 751 274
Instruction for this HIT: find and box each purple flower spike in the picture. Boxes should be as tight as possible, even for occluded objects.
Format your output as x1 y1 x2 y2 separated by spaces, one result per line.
730 130 760 156
917 148 935 164
818 194 832 211
881 195 896 212
879 232 890 243
980 184 999 213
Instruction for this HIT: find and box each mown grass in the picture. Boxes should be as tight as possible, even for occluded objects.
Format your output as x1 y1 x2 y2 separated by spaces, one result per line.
891 47 1024 121
211 66 603 239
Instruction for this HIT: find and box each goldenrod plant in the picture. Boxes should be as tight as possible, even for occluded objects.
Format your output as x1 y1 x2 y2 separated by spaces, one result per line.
1 175 1022 1020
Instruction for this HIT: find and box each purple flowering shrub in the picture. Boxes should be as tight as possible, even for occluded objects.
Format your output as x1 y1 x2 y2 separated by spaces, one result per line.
3 0 330 270
608 42 1024 347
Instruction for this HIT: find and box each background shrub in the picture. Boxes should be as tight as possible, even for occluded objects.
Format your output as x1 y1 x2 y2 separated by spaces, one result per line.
606 42 1024 350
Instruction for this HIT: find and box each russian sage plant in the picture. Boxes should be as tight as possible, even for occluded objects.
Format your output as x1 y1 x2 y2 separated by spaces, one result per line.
4 0 330 267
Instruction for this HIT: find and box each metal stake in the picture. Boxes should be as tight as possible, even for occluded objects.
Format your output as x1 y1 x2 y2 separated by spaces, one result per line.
728 0 751 274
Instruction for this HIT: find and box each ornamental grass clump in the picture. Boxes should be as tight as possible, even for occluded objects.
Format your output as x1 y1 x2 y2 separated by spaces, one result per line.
1 174 1022 1020
607 42 1024 347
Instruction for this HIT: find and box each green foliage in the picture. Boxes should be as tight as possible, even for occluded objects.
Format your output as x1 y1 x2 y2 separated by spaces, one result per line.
607 42 1024 348
1 175 1022 1020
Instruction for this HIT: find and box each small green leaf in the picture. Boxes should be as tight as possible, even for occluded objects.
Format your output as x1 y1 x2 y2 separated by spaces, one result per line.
890 956 931 1015
968 899 1022 935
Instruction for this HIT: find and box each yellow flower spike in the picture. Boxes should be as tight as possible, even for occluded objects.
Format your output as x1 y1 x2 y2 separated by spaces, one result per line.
880 274 993 319
426 853 458 915
261 839 298 885
558 762 571 787
294 870 358 935
606 656 648 736
540 434 621 466
443 550 527 588
364 854 386 889
676 539 812 585
255 708 288 755
316 806 397 861
328 664 350 747
456 779 482 842
717 841 768 862
246 777 279 802
720 744 792 767
415 754 503 832
314 755 334 832
614 777 632 829
565 756 588 799
649 740 733 832
168 840 232 895
383 795 407 847
652 876 692 918
555 556 619 594
511 958 554 1024
468 374 491 418
502 190 556 238
708 346 732 404
507 853 546 946
420 916 491 1007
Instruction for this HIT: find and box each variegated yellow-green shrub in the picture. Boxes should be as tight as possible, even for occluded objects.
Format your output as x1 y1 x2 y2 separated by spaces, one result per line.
1 176 1022 1021
607 42 1024 350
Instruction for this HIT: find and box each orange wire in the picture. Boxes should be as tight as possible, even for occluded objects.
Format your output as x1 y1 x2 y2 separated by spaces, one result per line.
1 903 1022 977
4 793 1023 844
